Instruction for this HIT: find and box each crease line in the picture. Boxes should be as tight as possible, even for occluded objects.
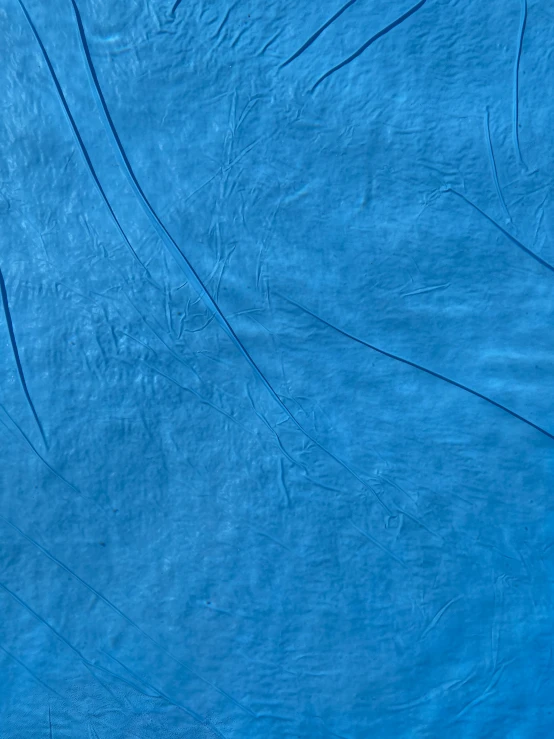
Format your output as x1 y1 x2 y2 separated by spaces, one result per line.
350 521 408 568
68 0 392 512
0 513 256 719
278 292 554 443
100 651 228 739
513 0 528 169
0 644 62 699
0 266 47 447
484 107 511 222
420 595 463 639
0 403 86 496
280 0 359 68
312 0 427 91
16 0 156 285
0 582 225 739
445 187 554 275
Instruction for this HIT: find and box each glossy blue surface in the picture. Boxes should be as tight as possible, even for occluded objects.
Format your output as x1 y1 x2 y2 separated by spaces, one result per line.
1 0 553 736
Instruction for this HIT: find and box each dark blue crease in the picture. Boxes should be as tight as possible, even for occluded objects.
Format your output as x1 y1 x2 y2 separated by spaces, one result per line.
279 292 554 442
312 0 428 90
69 0 393 510
0 266 46 445
280 0 359 68
16 0 157 286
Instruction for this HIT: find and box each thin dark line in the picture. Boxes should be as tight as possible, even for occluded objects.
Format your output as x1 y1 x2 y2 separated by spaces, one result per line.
279 292 554 442
280 0 359 68
312 0 427 90
0 266 46 445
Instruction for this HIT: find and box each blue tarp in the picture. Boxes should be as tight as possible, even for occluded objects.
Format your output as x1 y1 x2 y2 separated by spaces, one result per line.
1 0 552 736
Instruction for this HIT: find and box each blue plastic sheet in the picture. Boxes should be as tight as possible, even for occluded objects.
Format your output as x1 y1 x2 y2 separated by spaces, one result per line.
1 0 553 736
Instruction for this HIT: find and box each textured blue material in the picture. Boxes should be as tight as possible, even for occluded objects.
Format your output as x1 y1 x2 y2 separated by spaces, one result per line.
1 0 553 736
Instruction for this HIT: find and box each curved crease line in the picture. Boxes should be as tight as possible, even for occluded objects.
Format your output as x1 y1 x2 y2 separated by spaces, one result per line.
0 582 226 739
68 0 391 511
312 0 427 90
0 267 47 446
513 0 527 169
278 293 554 443
16 0 156 285
0 403 85 495
445 187 554 275
280 0 359 68
484 108 511 221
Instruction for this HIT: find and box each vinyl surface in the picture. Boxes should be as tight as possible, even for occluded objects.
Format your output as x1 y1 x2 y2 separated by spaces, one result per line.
1 1 553 736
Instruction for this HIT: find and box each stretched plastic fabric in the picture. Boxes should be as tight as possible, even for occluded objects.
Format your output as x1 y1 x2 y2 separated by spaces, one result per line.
1 0 552 736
